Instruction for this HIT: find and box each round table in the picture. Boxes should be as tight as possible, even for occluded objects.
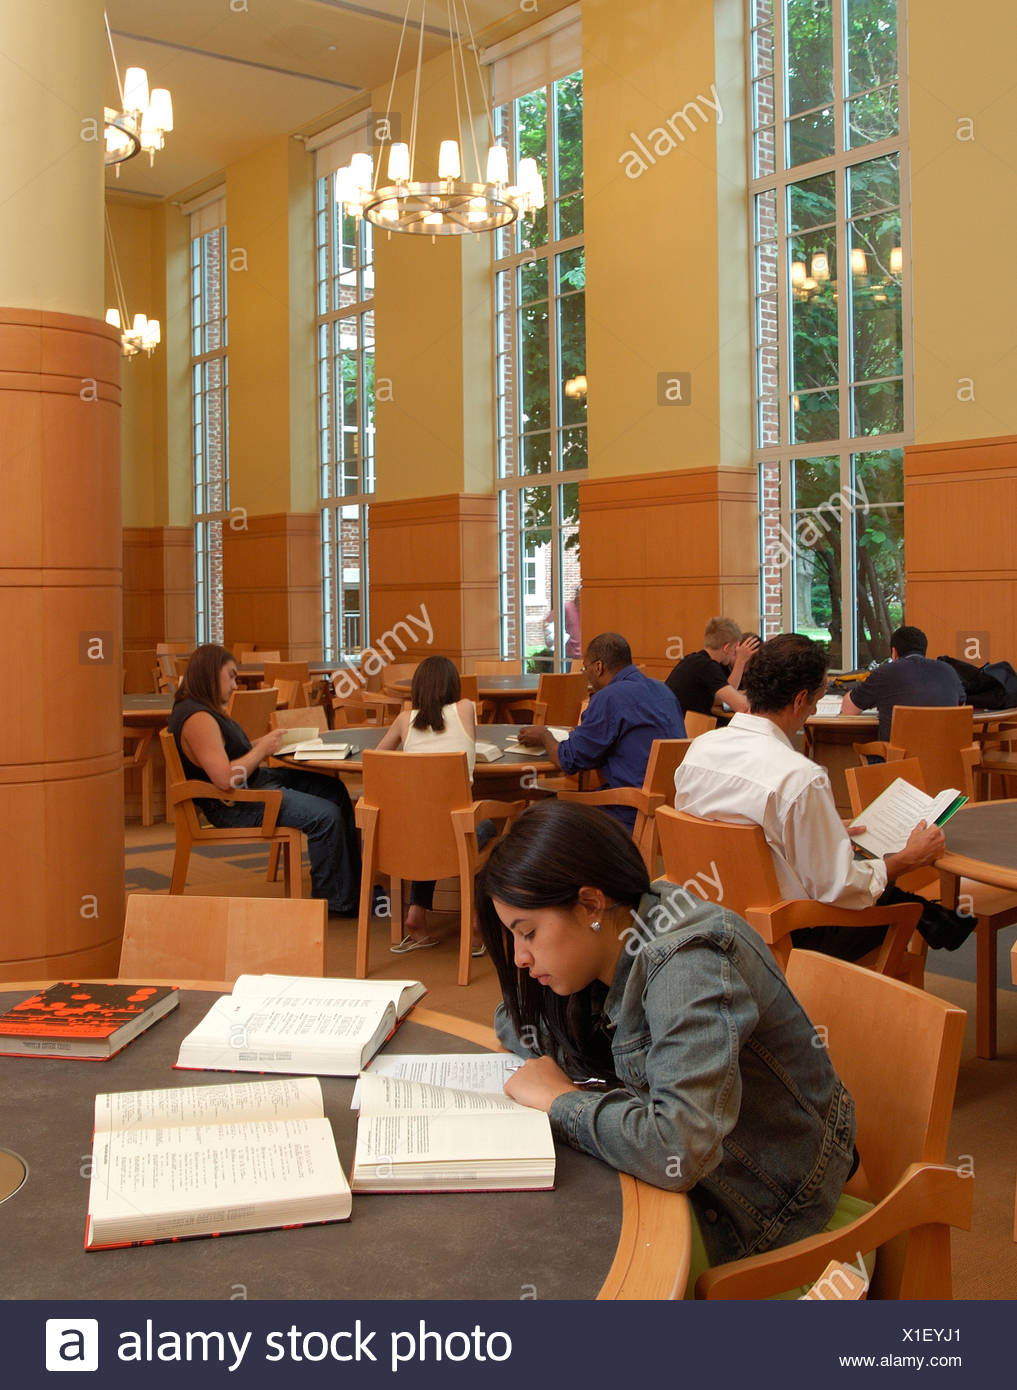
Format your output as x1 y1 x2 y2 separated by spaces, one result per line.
390 675 540 722
0 985 689 1301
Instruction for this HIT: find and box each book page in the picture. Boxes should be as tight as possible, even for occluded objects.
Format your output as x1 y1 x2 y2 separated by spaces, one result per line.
235 975 425 1017
178 995 393 1054
354 1110 553 1164
851 778 955 857
276 728 320 752
94 1077 324 1134
351 1053 521 1108
357 1071 526 1116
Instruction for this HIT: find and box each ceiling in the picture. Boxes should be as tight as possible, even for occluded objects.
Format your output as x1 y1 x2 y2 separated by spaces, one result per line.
104 0 574 202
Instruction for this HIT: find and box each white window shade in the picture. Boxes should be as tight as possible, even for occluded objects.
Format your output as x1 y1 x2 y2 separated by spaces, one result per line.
310 112 373 183
182 188 226 237
482 4 581 106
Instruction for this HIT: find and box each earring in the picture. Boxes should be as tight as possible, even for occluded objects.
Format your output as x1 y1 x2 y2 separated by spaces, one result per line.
590 919 601 933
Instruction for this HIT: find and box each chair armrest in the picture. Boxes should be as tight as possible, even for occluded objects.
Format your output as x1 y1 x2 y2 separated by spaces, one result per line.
454 799 527 830
123 728 154 762
505 699 548 725
744 899 921 979
171 780 284 837
852 740 905 764
695 1162 973 1300
557 787 661 815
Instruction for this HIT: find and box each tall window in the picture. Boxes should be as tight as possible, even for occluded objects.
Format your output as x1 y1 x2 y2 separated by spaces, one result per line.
315 174 375 662
494 69 585 670
750 0 906 667
189 209 228 645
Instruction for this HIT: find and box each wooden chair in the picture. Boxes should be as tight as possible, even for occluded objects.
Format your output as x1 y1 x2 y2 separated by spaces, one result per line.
558 738 692 873
846 757 1017 1059
249 649 281 664
506 671 588 727
119 893 325 983
474 659 521 675
683 711 718 739
355 750 525 986
853 705 979 799
332 692 400 727
173 655 191 680
975 717 1017 799
458 673 479 711
270 705 329 734
263 660 310 690
270 678 301 711
654 807 921 981
696 950 970 1299
226 688 279 741
380 662 418 697
123 727 155 828
159 729 303 898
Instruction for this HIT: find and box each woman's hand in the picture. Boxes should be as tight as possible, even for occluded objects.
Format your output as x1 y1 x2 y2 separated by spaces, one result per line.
503 1056 579 1112
254 729 285 758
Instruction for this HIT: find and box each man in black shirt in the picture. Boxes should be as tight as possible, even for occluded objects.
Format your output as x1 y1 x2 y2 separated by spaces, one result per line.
666 617 759 718
841 625 965 740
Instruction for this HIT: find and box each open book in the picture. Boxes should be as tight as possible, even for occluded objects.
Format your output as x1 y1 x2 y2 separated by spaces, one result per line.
289 735 352 761
86 1077 350 1250
474 741 503 763
275 726 323 753
174 974 425 1076
351 1072 555 1192
850 778 968 859
351 1052 522 1108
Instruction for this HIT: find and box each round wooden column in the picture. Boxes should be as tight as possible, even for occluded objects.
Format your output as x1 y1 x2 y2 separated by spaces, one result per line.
0 310 125 978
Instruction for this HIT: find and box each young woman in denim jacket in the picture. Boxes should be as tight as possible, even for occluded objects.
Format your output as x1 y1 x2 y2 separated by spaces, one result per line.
478 800 860 1281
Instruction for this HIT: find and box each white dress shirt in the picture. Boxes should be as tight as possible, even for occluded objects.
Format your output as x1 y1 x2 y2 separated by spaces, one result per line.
672 711 887 909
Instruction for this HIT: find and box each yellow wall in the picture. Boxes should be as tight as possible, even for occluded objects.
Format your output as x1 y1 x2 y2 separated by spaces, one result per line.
107 201 161 527
583 0 733 478
373 52 495 501
909 1 1017 444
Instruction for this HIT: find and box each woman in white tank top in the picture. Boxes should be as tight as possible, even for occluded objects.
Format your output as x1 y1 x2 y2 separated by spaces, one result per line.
376 656 482 952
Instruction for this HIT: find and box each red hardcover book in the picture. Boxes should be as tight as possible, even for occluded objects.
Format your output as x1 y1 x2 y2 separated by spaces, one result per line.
0 981 179 1060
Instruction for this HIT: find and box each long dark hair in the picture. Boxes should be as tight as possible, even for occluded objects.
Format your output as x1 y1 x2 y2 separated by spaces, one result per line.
411 655 461 732
174 643 233 711
477 801 649 1078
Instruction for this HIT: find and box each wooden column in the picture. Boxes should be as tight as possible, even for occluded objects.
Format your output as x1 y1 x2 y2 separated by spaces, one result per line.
0 309 124 979
368 494 498 670
222 512 321 659
579 467 760 671
905 435 1017 662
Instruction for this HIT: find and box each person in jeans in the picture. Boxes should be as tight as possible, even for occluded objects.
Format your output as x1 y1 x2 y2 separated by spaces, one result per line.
168 644 361 915
376 655 490 955
477 800 862 1289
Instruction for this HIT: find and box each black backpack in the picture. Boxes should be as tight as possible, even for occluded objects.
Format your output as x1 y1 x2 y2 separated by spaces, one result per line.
936 655 1014 710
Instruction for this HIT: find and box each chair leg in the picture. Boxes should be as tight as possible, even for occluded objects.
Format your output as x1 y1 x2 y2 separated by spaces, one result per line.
390 878 403 944
169 837 190 894
457 868 473 987
975 919 997 1060
267 842 281 882
286 835 303 898
355 864 375 980
140 762 153 828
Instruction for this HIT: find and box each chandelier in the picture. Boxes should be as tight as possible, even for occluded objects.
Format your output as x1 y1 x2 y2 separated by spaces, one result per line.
103 11 173 173
335 0 544 237
104 210 161 358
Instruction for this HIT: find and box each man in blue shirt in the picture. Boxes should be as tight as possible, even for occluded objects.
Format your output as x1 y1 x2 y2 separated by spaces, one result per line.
840 625 965 741
517 632 686 828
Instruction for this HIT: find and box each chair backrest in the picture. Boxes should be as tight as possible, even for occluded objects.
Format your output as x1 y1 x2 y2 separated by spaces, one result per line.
173 655 191 678
785 950 965 1201
270 705 329 733
123 649 158 694
250 650 281 663
474 659 520 675
683 711 718 739
887 705 976 797
844 756 927 820
156 642 192 656
360 750 473 881
380 662 418 693
270 678 301 710
642 738 692 797
226 688 279 740
458 674 479 706
119 894 327 982
536 671 589 725
656 806 780 917
263 660 310 687
159 728 203 836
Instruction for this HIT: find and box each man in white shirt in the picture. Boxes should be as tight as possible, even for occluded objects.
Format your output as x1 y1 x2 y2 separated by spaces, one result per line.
673 633 948 959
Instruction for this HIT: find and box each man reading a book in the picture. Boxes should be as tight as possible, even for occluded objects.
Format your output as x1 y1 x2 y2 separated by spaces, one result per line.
673 634 973 958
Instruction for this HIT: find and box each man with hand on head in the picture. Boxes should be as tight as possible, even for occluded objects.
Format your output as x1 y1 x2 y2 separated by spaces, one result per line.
673 632 972 958
517 632 685 830
666 616 759 719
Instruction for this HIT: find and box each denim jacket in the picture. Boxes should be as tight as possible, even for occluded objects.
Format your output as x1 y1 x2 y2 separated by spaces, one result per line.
495 883 856 1266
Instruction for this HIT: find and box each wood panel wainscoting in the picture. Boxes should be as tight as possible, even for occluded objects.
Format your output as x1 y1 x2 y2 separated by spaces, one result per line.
123 526 194 665
904 434 1017 664
368 493 499 674
223 512 322 661
578 467 760 669
0 308 125 979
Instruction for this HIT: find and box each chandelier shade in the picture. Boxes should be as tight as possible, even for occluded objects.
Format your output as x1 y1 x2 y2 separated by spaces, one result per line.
103 11 173 172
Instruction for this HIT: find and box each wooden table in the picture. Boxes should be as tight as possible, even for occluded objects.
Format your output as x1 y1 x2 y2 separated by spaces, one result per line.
235 660 337 688
390 673 540 722
122 695 175 823
0 982 689 1301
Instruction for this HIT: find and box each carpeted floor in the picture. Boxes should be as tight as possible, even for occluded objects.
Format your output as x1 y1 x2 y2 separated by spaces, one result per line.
124 822 1017 1297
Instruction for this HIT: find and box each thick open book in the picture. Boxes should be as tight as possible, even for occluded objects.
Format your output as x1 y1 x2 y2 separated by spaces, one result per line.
86 1077 350 1250
351 1072 555 1192
850 778 968 859
474 741 503 763
174 974 425 1076
0 982 179 1060
275 726 322 753
351 1052 522 1108
290 735 352 761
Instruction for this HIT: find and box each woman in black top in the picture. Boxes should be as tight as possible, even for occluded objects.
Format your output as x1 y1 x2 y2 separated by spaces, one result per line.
167 644 361 915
